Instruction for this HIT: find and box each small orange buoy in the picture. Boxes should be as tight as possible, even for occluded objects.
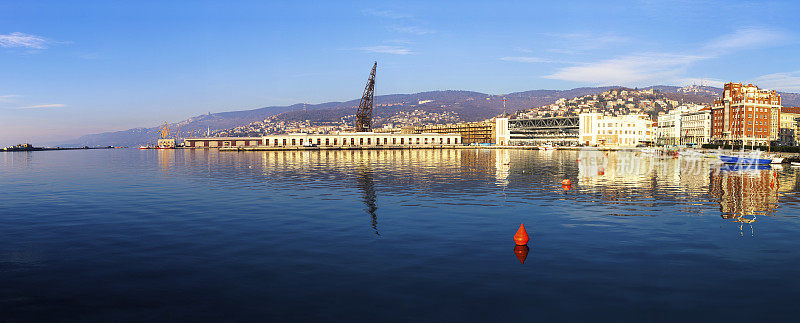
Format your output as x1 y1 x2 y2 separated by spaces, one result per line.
514 245 530 264
561 179 571 186
514 223 529 245
562 184 571 191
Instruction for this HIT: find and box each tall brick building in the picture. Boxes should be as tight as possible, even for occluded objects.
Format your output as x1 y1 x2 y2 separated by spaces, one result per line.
711 82 781 146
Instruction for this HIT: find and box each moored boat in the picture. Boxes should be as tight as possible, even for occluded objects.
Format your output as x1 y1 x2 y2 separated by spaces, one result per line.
719 155 772 165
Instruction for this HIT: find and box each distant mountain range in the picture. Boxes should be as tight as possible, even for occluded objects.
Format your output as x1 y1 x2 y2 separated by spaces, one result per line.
61 85 800 147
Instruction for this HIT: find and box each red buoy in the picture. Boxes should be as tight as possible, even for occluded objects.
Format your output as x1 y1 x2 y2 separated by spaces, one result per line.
561 179 571 186
514 223 529 245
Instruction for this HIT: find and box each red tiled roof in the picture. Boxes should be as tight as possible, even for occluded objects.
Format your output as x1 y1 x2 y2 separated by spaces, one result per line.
781 106 800 114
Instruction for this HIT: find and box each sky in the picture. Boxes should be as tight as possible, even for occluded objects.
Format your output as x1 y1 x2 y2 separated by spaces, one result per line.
2 0 800 146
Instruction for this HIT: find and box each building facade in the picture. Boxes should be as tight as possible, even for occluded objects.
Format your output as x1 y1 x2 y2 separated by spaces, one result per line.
184 132 462 148
711 82 781 146
579 113 654 146
779 106 800 146
410 121 494 144
657 106 685 145
508 116 579 146
680 107 712 146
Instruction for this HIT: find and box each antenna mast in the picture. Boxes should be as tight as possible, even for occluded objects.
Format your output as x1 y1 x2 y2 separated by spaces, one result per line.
355 62 377 132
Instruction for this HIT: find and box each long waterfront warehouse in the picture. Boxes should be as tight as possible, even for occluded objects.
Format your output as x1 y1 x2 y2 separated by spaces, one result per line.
184 132 463 148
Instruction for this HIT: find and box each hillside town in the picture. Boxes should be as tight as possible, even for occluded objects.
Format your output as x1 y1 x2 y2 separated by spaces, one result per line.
513 88 684 118
205 83 800 150
215 108 463 137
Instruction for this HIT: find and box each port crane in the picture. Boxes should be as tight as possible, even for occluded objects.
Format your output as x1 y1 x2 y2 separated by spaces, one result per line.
159 122 170 140
355 62 376 132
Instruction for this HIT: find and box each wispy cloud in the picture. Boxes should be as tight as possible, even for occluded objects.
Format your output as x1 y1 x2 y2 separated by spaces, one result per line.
703 27 787 52
362 9 412 19
358 45 413 55
0 94 20 103
544 27 789 86
15 104 66 110
0 32 50 49
545 53 706 84
389 25 434 35
500 56 552 63
753 71 800 92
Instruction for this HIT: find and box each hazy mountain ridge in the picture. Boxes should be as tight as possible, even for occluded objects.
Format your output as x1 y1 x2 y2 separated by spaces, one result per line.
64 85 800 147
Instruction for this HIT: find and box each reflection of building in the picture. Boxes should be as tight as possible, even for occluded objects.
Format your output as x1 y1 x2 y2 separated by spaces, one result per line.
579 113 654 146
712 82 782 146
185 132 461 148
495 149 510 183
708 168 780 218
577 150 655 187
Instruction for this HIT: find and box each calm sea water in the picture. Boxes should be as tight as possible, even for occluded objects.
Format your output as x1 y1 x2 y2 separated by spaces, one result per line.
1 148 800 321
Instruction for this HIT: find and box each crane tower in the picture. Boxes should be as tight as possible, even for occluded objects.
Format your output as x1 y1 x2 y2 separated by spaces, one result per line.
355 62 377 132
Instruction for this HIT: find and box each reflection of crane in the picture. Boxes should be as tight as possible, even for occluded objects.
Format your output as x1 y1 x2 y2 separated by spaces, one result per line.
355 62 377 132
356 168 379 236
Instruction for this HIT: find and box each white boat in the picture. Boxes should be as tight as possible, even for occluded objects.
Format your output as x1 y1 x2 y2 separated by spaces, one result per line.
792 162 800 167
770 157 785 164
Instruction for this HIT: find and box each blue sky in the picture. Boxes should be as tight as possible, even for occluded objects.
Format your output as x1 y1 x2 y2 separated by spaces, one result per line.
2 0 800 145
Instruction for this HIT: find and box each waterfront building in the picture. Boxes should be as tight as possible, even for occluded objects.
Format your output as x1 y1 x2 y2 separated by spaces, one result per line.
578 113 654 147
184 132 462 148
680 105 712 146
779 106 800 146
508 116 579 146
711 82 782 146
656 104 710 146
657 107 685 145
411 121 494 144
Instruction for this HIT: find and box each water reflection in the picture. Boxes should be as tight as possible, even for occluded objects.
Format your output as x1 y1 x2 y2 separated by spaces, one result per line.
513 245 530 264
709 165 780 220
156 149 800 230
356 168 379 236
